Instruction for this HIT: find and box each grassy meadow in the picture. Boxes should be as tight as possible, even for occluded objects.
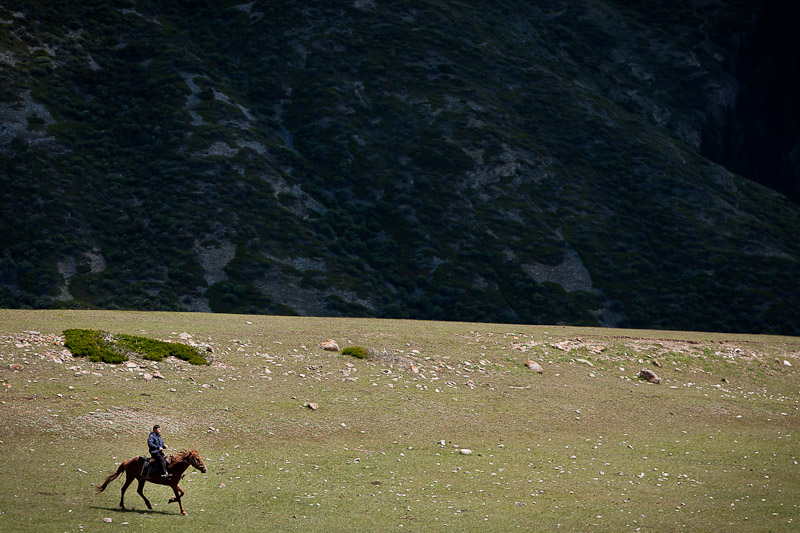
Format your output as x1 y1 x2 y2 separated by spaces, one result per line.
1 309 798 531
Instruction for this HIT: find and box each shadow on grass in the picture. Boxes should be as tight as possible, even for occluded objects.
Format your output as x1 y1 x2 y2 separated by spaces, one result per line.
87 505 178 516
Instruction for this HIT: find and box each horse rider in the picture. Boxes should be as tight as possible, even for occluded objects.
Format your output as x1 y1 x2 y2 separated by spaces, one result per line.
148 424 172 479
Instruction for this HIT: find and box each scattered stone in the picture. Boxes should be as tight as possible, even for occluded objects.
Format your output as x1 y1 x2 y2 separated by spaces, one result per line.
143 373 153 381
638 368 661 384
783 360 792 367
575 358 594 367
459 449 473 455
652 359 662 368
152 370 165 379
524 360 543 373
9 364 23 371
319 339 339 352
103 517 112 523
306 402 318 410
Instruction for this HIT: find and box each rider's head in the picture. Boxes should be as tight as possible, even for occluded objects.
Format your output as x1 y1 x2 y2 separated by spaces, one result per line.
153 424 161 433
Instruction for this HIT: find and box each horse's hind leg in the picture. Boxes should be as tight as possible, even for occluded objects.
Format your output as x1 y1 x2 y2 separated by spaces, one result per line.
119 472 134 509
137 479 153 510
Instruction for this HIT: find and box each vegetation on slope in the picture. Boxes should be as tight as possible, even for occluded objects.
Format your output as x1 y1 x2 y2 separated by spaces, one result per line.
1 1 799 334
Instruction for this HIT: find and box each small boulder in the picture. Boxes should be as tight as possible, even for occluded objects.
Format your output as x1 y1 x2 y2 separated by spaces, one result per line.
638 368 661 384
524 360 543 373
152 370 165 379
9 364 23 371
652 359 662 368
459 449 473 455
319 339 339 352
306 402 319 410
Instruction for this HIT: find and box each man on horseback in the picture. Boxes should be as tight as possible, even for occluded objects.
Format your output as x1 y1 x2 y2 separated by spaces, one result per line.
148 424 172 479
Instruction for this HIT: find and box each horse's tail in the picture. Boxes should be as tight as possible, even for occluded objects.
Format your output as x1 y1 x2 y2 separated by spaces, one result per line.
94 460 126 494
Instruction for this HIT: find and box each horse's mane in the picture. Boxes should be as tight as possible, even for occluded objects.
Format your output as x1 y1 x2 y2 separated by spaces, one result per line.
173 449 198 461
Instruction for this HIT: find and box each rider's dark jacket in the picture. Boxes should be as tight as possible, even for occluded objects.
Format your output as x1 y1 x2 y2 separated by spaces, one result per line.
148 432 165 455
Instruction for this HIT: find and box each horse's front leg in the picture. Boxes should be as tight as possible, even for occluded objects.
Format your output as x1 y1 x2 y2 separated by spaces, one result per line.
136 479 153 510
167 485 185 501
168 483 187 515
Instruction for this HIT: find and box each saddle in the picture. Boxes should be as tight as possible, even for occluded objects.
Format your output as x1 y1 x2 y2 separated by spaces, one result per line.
140 454 173 479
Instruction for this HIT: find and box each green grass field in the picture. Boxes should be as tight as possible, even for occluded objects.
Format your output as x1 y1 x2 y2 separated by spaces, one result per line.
1 310 798 531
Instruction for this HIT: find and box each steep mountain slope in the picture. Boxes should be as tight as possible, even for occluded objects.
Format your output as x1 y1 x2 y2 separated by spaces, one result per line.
1 0 799 335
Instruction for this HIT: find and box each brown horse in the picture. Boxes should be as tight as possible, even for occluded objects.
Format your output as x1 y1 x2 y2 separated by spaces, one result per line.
95 449 207 515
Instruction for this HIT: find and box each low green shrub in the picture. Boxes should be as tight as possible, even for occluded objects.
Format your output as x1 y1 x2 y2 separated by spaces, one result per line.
62 329 209 365
116 334 209 365
341 346 368 359
63 329 127 364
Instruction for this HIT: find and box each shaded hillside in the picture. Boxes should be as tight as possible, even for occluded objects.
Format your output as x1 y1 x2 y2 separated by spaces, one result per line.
711 1 800 202
1 0 799 335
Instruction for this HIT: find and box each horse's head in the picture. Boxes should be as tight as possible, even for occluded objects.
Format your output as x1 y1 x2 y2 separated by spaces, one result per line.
186 450 207 473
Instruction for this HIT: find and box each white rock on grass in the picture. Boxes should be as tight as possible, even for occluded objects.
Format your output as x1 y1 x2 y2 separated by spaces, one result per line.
638 368 661 384
319 339 339 351
459 449 473 455
524 360 543 373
